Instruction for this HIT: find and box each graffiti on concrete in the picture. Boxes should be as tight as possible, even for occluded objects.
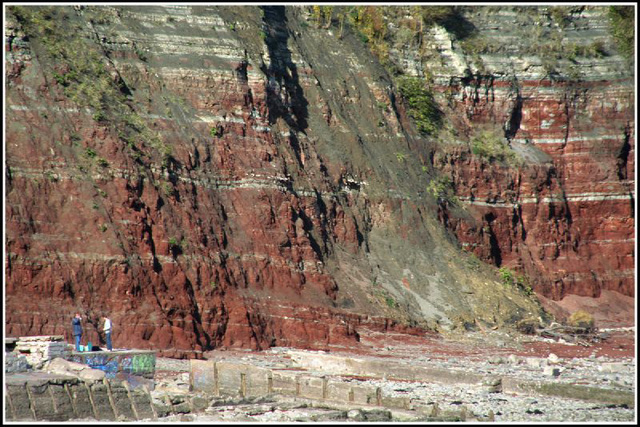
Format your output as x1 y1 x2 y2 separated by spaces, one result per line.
121 353 155 378
69 353 119 378
191 361 215 392
67 351 156 385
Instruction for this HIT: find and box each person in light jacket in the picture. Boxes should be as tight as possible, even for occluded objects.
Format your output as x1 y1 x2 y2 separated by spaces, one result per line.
103 316 112 351
72 313 83 351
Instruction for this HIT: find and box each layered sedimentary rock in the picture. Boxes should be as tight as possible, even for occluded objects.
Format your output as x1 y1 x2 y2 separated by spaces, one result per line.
452 7 634 301
386 6 634 300
5 5 633 357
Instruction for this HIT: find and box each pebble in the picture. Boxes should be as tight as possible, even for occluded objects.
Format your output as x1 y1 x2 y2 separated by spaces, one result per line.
525 357 544 368
548 353 560 364
600 362 626 373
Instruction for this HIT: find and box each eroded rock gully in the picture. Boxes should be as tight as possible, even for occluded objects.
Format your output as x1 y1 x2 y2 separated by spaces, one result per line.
5 5 634 358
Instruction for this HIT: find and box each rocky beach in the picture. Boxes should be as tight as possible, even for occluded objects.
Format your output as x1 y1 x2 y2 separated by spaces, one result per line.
147 324 636 423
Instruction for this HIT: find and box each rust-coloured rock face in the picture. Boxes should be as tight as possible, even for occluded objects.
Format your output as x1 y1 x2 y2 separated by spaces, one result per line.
430 58 634 302
395 6 634 305
4 5 633 357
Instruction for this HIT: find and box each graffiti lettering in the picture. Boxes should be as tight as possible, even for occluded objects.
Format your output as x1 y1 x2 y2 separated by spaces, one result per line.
131 354 155 375
66 351 155 381
70 353 118 378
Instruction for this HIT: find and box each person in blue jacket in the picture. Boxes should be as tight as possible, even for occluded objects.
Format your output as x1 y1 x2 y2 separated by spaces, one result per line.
72 313 83 351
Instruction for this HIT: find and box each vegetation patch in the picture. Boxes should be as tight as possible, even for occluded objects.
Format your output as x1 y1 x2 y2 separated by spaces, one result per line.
607 6 634 63
498 267 533 296
210 126 222 138
168 237 184 257
371 284 399 310
347 6 389 62
161 181 175 198
397 76 442 136
85 147 97 159
567 309 595 332
470 127 521 166
9 6 172 170
10 7 119 117
310 5 334 28
427 174 458 206
548 6 573 29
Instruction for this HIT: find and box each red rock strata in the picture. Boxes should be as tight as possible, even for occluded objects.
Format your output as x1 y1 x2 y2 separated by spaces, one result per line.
4 6 634 357
433 74 634 301
414 6 635 303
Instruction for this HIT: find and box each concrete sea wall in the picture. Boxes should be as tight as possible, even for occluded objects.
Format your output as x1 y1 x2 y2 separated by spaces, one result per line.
4 373 156 422
66 350 156 390
190 353 635 412
4 337 159 422
189 359 487 413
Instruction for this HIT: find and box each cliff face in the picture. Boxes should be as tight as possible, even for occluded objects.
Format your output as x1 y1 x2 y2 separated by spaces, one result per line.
424 7 635 301
4 5 633 357
376 5 634 300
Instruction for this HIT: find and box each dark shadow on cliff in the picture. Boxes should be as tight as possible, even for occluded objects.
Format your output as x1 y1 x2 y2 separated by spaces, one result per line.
439 8 477 41
422 6 478 41
260 6 309 131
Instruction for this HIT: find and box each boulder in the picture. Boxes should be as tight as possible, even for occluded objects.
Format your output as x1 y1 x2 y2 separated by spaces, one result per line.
44 357 106 381
78 368 106 382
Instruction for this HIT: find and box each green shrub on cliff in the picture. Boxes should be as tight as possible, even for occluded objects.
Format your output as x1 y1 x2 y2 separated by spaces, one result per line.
210 126 222 138
427 174 458 206
347 6 390 63
548 6 573 29
311 5 333 28
11 5 134 147
499 267 533 296
397 76 442 136
470 128 520 166
11 6 116 112
385 296 398 308
10 6 173 172
608 6 634 63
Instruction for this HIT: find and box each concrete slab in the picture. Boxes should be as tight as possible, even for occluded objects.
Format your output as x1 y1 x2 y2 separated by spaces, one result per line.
66 349 156 390
190 360 216 394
